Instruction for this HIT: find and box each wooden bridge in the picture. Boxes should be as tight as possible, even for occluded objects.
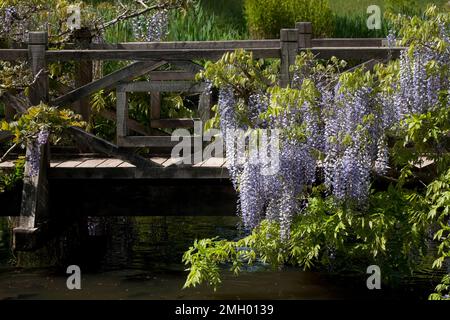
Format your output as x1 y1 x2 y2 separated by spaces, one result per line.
0 22 402 250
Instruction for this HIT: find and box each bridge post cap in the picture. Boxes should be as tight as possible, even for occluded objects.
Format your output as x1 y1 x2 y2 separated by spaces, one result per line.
27 32 48 45
295 22 312 34
280 29 299 42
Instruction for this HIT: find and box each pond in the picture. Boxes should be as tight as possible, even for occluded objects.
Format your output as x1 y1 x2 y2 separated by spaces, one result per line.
0 216 437 300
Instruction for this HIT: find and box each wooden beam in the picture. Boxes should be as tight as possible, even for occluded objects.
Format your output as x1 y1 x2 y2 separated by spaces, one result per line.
280 29 298 87
148 70 196 81
45 48 281 61
73 28 93 121
89 39 281 50
118 81 207 93
0 49 28 61
51 60 167 106
309 47 403 60
311 38 382 47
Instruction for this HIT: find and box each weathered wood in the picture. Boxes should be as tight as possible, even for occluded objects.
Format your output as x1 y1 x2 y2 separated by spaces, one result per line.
0 49 28 60
312 38 382 47
52 60 167 106
45 48 281 61
17 143 49 233
296 22 312 49
76 158 107 168
148 70 196 81
28 32 49 105
198 91 212 124
67 126 163 169
14 32 50 251
89 40 281 50
48 161 229 179
56 159 85 168
73 28 93 121
280 29 298 87
150 92 161 120
118 81 207 93
116 91 128 138
96 158 124 168
309 47 403 60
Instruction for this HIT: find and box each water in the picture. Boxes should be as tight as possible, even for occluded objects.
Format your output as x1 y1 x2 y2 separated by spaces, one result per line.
0 217 436 300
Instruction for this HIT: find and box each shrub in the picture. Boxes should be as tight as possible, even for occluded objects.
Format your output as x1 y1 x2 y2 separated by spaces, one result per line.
243 0 334 38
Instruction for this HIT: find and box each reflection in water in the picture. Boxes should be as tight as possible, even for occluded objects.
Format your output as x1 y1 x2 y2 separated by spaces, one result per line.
0 216 435 300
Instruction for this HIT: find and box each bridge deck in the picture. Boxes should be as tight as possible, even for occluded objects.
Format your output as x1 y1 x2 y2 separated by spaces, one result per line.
0 156 229 179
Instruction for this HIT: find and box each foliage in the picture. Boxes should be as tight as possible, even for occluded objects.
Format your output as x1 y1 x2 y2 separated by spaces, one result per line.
0 103 85 145
183 5 450 297
167 1 245 41
0 157 24 193
0 0 193 43
243 0 333 38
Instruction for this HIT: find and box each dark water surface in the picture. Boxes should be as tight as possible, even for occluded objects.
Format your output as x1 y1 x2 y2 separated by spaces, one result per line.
0 217 436 300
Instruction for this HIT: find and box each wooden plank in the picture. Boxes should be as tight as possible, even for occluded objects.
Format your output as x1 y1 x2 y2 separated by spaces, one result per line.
309 47 403 60
201 157 226 168
52 60 167 106
56 160 85 168
97 159 124 168
118 162 135 168
149 157 169 165
118 81 207 93
0 49 28 61
76 158 107 168
148 71 196 81
67 126 163 170
311 38 382 47
48 165 230 180
221 160 228 168
162 157 184 167
50 161 62 168
0 161 15 169
89 40 281 50
45 48 281 61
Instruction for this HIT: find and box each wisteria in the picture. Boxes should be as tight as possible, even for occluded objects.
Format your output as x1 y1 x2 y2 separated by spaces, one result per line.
209 12 450 238
132 9 169 42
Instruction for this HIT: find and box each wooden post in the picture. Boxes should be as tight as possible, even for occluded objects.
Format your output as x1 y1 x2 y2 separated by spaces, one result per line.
74 28 93 121
296 22 312 50
280 29 298 87
116 90 129 142
150 92 161 129
14 31 50 251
